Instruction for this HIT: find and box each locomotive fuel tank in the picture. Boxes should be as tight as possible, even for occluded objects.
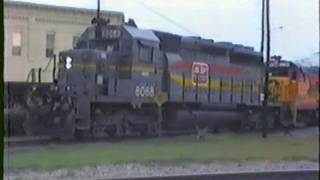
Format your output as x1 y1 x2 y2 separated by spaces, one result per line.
164 109 240 130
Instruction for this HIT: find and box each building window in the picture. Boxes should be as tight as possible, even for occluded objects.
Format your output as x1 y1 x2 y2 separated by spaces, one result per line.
12 32 22 56
72 36 80 48
46 32 55 57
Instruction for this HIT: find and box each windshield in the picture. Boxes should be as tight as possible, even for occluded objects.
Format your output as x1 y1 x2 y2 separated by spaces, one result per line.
269 67 289 77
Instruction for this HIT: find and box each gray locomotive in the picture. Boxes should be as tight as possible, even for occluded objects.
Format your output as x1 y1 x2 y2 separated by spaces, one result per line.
6 16 267 139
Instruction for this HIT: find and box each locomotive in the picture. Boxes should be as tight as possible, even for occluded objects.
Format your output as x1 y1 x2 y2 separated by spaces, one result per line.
268 57 319 126
5 15 319 139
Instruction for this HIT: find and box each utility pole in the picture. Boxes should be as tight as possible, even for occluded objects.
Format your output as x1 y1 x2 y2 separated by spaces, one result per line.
260 0 265 54
97 0 100 19
261 0 271 138
95 0 102 40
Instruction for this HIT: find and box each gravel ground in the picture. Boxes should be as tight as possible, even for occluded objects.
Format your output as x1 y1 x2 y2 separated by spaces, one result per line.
4 161 319 180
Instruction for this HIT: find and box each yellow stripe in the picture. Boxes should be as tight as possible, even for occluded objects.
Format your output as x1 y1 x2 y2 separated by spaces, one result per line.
170 74 258 92
119 66 155 73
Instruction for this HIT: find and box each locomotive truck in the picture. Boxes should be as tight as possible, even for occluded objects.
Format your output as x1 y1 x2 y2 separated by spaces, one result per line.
5 16 319 139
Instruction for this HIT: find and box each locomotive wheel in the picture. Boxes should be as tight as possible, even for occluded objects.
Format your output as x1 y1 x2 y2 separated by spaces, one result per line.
115 123 125 138
23 112 43 136
140 123 157 137
23 109 75 138
105 128 117 138
23 89 75 138
5 107 27 136
210 125 220 134
75 129 92 140
228 120 241 132
104 125 123 138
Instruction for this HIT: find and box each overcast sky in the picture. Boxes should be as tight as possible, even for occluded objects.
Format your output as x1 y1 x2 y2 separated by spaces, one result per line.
9 0 319 65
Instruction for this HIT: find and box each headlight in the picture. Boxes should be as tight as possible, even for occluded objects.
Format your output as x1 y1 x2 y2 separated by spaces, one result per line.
65 63 72 69
65 56 72 69
66 56 72 64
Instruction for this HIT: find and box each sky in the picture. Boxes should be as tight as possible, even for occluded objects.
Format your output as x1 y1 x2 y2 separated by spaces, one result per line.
8 0 319 65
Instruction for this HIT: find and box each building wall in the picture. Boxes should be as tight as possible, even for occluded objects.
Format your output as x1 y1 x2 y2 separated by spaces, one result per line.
4 1 124 82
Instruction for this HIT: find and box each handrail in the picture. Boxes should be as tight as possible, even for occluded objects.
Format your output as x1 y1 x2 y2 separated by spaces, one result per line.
25 55 57 83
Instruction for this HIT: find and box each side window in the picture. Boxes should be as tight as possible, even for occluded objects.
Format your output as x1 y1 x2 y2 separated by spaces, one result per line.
46 32 55 58
291 70 297 80
139 46 153 62
298 70 306 82
12 32 22 56
72 35 80 48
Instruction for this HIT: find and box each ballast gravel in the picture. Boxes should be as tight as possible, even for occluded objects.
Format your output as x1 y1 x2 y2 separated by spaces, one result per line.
4 161 319 180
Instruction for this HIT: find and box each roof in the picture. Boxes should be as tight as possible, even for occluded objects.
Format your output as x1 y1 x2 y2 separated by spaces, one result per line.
4 0 124 19
123 25 160 43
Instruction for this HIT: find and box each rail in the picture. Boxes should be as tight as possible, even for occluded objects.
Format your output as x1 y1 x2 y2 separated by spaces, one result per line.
106 170 319 180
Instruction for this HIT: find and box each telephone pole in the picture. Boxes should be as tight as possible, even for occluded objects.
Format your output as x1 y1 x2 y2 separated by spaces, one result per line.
261 0 271 138
97 0 100 19
260 0 265 54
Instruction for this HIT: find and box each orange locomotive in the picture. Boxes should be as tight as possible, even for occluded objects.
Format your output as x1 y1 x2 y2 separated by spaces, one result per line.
268 56 319 126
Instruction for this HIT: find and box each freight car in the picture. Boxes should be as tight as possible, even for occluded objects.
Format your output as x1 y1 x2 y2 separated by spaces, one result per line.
5 16 318 138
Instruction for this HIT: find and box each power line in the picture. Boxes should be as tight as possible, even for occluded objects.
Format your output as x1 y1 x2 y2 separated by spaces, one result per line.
135 0 199 36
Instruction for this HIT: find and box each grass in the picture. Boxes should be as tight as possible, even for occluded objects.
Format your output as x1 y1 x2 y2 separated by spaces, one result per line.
4 133 319 170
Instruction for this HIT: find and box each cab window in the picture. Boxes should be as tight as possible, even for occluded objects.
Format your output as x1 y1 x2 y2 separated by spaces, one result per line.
291 71 297 80
297 69 306 82
139 44 153 62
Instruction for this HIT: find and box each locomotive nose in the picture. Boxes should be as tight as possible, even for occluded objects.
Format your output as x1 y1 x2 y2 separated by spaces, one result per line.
58 50 108 91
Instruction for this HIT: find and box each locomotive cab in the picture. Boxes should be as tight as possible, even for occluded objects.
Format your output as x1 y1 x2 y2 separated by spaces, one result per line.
56 18 165 136
268 59 303 104
57 19 163 100
57 23 121 96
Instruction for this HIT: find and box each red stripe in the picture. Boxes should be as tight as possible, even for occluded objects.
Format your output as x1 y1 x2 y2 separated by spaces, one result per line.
307 75 319 84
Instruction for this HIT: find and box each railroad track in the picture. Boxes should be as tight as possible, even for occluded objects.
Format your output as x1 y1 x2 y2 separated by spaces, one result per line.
5 126 318 147
5 136 59 147
4 136 127 147
106 170 319 180
4 129 201 147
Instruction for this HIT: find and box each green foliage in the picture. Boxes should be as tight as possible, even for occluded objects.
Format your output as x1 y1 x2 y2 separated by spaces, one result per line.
5 133 318 170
